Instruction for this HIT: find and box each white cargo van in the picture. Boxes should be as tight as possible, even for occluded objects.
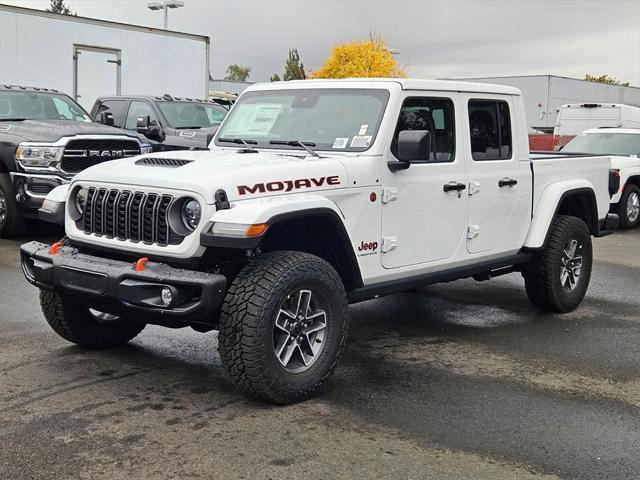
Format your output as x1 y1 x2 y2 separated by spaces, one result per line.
554 103 640 143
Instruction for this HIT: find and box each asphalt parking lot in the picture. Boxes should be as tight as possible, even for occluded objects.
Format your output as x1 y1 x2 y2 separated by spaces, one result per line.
1 226 639 480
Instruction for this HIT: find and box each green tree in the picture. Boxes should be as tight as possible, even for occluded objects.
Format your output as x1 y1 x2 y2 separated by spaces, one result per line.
225 64 251 82
283 49 306 81
585 73 630 87
47 0 75 15
270 73 281 82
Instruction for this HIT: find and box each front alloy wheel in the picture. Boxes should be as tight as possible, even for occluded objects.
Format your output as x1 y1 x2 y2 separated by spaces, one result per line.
619 184 640 229
274 289 327 373
625 190 639 225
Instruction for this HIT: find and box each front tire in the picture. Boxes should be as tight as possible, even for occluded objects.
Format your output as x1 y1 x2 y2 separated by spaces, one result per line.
617 184 640 229
40 290 145 348
0 173 26 238
523 215 593 313
218 251 348 404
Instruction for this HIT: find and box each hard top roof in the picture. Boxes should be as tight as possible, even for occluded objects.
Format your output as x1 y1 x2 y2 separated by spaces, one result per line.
247 78 521 96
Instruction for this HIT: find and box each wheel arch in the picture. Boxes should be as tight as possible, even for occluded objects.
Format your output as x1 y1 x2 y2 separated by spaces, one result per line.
525 185 599 249
201 196 364 291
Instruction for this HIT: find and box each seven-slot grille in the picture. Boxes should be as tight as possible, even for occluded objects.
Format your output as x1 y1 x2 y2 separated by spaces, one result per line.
61 139 141 174
79 187 183 246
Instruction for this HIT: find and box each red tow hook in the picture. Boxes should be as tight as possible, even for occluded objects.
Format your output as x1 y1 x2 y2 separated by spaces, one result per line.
49 241 64 255
135 257 149 272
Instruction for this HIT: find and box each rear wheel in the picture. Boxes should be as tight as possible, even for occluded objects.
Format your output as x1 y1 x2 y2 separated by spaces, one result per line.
218 251 348 404
40 290 145 348
618 184 640 229
523 215 593 313
0 173 26 238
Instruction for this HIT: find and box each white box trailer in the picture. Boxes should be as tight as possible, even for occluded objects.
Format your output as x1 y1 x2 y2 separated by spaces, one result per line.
0 4 210 110
554 103 640 137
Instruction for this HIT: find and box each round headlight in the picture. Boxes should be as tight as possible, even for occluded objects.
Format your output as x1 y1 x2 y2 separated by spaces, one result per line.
181 199 201 231
75 187 88 215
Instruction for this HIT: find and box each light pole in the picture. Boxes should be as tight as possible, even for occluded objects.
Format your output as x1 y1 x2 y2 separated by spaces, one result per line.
147 0 184 30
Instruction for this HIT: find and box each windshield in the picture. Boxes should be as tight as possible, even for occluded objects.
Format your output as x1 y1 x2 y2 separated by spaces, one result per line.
158 101 228 129
0 90 91 122
215 88 390 152
562 132 640 156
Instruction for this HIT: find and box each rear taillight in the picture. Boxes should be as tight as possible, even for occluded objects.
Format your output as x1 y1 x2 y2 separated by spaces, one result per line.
608 169 621 197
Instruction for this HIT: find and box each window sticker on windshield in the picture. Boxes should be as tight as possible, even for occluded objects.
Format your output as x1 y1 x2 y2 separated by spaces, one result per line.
332 137 349 149
224 103 283 136
358 124 368 135
351 135 372 148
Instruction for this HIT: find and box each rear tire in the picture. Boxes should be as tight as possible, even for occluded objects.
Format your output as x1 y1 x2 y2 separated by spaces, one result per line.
0 173 26 238
218 251 348 404
617 184 640 229
523 215 592 313
40 290 145 348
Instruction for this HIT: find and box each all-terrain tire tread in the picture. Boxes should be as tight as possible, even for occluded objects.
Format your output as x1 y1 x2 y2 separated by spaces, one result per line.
40 290 145 348
218 251 348 404
523 215 592 313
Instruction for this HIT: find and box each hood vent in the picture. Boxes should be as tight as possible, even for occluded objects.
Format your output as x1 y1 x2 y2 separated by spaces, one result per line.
136 157 193 167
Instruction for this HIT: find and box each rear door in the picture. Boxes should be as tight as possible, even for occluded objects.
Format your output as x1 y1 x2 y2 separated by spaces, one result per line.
73 45 121 111
462 94 531 255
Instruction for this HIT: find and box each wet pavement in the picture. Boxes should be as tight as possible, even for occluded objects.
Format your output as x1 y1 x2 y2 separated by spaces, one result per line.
1 224 639 479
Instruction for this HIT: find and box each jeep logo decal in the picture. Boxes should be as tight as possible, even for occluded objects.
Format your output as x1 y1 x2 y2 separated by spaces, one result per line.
237 176 340 196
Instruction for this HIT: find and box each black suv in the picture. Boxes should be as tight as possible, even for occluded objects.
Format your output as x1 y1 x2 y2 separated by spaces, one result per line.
0 85 151 237
90 94 228 151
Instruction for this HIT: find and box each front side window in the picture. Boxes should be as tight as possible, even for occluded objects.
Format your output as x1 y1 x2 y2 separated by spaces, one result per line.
94 100 127 128
391 97 455 163
0 91 91 122
215 88 390 152
125 101 158 129
562 132 640 156
468 100 512 160
158 102 227 129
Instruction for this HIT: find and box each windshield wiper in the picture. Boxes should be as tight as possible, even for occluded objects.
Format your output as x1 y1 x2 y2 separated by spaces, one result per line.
0 118 27 122
218 137 259 153
218 137 258 146
177 126 203 129
269 140 320 158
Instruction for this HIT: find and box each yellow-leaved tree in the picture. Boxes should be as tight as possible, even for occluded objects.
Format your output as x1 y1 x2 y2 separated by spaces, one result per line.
311 36 406 79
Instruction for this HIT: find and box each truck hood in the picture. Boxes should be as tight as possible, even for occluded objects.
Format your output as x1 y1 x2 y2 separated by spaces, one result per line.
0 119 144 143
72 149 350 203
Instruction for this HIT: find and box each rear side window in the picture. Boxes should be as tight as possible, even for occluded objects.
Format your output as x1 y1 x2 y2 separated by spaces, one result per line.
468 100 512 160
94 100 127 128
391 97 455 163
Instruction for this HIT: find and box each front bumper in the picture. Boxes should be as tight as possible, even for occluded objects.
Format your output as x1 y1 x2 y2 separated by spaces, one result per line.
10 172 69 211
21 241 227 324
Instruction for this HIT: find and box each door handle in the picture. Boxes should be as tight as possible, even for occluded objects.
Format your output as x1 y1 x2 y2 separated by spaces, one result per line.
498 178 518 187
443 182 467 193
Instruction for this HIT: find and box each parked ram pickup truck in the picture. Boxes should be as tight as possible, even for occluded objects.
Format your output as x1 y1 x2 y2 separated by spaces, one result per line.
0 85 152 237
90 94 227 151
21 79 620 404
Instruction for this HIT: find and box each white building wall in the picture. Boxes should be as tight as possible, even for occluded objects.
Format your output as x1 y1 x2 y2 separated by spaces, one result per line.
457 75 640 131
0 6 208 108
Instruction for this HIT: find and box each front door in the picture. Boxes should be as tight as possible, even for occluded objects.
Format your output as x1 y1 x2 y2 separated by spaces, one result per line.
381 94 468 269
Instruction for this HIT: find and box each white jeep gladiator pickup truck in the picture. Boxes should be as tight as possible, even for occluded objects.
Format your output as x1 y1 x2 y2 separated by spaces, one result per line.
21 79 620 404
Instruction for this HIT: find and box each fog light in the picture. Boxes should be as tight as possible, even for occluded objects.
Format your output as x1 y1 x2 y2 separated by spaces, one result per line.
161 287 173 306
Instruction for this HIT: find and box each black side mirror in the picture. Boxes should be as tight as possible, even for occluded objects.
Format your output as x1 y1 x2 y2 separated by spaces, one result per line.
98 111 114 126
136 115 150 133
388 130 432 172
398 130 431 161
137 115 162 141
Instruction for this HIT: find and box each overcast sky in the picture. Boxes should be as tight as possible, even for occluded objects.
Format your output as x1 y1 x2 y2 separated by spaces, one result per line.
3 0 640 86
